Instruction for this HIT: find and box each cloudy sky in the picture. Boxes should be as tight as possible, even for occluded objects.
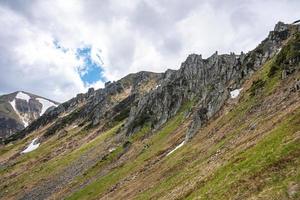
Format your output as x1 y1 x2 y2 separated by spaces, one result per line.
0 0 299 102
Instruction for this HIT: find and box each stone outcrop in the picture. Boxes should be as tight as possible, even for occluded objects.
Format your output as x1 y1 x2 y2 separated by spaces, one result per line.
3 71 163 143
122 22 299 140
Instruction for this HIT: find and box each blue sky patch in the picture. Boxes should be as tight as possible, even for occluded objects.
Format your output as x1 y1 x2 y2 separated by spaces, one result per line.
76 47 106 85
52 40 106 86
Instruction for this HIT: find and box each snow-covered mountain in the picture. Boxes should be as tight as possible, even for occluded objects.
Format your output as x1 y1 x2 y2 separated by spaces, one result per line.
0 91 59 139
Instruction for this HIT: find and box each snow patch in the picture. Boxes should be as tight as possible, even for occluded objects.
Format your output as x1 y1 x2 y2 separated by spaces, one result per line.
155 84 161 89
22 117 29 127
109 147 116 153
9 99 17 113
167 141 185 156
16 92 31 102
230 88 243 99
21 138 40 153
36 98 58 116
9 99 29 127
71 124 78 129
276 47 282 55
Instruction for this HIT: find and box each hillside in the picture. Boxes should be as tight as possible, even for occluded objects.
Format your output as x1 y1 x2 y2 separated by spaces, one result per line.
0 21 300 200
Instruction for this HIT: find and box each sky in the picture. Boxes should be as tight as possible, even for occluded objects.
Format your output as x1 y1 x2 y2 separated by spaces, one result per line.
0 0 299 102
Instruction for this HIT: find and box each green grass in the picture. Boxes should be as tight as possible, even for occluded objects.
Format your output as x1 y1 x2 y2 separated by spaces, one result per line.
67 144 125 192
181 41 300 199
186 108 300 199
66 101 193 200
248 58 281 98
0 124 122 198
248 32 300 100
133 104 252 200
274 33 300 69
134 43 300 199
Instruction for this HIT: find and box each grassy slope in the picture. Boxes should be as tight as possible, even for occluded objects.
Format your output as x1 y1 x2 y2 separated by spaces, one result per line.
133 37 300 199
66 101 193 200
0 123 122 199
65 59 300 199
186 108 300 199
64 36 300 199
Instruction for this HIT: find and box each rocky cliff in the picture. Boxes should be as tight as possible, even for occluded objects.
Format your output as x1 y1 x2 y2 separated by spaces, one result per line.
3 71 163 143
123 21 296 140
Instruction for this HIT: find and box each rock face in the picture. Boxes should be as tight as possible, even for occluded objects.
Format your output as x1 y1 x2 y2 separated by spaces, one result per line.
4 22 299 145
0 91 59 139
3 71 163 143
122 22 297 140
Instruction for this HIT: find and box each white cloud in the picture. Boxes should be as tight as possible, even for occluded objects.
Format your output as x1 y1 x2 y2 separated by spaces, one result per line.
0 5 88 101
0 0 299 102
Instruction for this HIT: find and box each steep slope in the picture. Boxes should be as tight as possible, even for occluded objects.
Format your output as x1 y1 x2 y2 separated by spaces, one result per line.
0 91 59 140
0 21 300 200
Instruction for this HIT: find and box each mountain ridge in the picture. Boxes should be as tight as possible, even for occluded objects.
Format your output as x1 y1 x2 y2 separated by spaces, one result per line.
1 21 300 199
9 21 293 143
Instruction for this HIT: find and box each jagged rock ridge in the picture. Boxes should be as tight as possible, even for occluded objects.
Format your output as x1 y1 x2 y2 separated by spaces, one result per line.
123 21 296 140
3 71 163 143
5 22 299 145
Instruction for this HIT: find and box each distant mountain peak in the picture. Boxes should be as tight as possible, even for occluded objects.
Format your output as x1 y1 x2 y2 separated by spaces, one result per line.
0 91 59 139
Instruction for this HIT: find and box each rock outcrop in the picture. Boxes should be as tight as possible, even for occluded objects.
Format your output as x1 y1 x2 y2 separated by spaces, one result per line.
122 22 299 140
3 72 163 143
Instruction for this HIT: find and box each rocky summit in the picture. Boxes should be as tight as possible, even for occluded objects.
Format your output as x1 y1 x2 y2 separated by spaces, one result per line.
1 21 300 200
